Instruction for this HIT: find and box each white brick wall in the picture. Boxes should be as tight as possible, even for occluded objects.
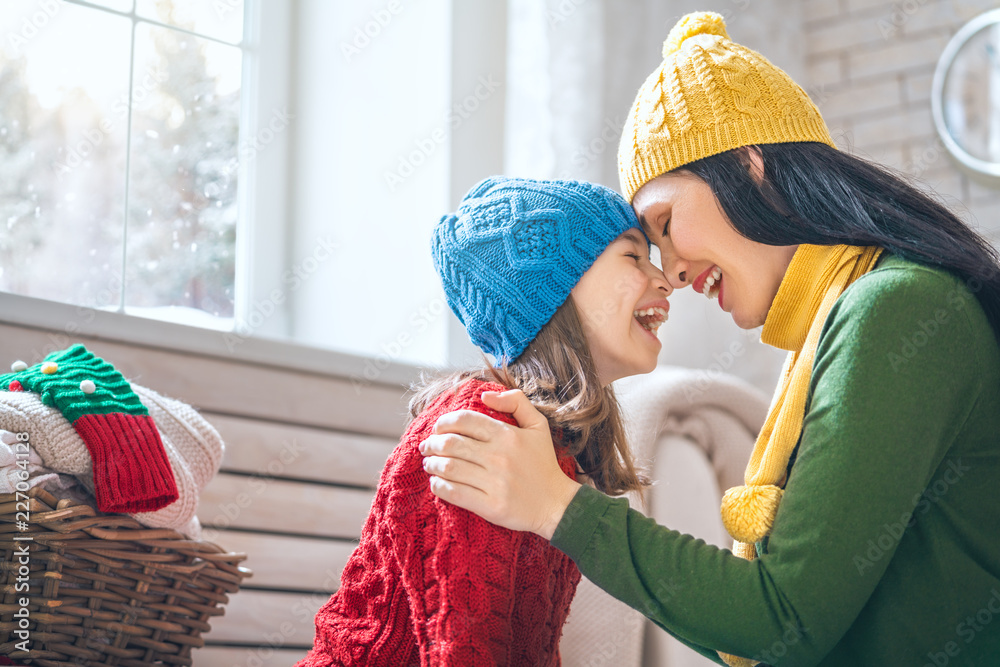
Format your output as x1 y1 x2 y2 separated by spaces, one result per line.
807 54 845 88
846 33 949 81
802 0 1000 237
804 0 842 23
844 0 894 14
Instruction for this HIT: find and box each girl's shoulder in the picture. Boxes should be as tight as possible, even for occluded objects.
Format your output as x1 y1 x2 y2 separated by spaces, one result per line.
409 377 517 434
437 377 516 423
386 378 519 484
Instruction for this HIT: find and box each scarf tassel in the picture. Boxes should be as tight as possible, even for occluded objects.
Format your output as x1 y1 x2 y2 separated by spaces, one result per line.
719 652 758 667
714 245 884 667
720 484 784 544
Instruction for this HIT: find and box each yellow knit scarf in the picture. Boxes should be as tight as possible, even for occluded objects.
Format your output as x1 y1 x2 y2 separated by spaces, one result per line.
717 244 883 667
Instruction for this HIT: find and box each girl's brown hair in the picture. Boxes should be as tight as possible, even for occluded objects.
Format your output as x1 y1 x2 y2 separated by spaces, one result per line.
409 297 648 496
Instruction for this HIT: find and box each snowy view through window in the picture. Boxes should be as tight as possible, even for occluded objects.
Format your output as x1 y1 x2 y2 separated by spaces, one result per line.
0 0 243 327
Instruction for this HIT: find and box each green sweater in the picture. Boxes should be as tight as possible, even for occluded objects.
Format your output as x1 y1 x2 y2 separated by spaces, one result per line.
551 256 1000 666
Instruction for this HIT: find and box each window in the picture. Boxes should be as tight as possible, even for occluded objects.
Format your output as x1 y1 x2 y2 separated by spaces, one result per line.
1 0 505 374
284 0 453 367
1 0 246 328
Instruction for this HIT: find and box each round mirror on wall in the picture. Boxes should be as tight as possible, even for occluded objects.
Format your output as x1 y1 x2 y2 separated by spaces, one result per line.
932 9 1000 179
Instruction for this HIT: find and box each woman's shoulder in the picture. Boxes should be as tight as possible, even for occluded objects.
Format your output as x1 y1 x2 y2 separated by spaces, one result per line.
853 254 966 297
824 254 996 364
836 254 980 324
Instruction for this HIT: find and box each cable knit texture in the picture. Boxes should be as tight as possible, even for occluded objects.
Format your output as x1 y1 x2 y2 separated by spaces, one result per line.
298 379 581 667
0 373 224 539
128 383 224 539
432 176 640 364
0 345 177 512
0 392 87 473
617 11 836 202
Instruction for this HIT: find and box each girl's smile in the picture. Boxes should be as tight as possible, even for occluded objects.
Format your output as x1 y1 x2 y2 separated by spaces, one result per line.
571 228 672 386
633 300 670 338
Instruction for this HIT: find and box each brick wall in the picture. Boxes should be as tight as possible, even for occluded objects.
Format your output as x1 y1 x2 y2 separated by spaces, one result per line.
803 0 1000 246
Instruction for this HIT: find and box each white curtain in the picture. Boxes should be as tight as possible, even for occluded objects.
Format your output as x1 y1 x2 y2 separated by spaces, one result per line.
504 0 802 397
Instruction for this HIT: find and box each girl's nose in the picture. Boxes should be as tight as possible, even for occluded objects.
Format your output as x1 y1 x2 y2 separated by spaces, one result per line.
645 264 673 296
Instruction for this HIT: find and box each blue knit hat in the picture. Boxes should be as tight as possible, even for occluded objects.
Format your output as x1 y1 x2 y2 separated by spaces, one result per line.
432 176 642 364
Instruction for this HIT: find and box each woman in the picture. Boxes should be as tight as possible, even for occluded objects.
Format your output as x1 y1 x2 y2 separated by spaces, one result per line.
299 177 669 666
419 13 1000 667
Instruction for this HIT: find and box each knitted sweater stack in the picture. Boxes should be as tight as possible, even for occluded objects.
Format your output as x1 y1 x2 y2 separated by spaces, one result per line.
299 379 580 666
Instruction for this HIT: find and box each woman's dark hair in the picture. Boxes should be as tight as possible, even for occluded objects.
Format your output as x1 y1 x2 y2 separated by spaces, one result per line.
409 298 648 497
681 142 1000 340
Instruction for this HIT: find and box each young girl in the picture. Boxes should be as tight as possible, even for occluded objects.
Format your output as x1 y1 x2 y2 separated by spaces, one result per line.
298 176 671 666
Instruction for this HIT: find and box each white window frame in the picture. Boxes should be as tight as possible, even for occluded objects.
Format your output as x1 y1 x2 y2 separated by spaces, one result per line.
0 0 508 383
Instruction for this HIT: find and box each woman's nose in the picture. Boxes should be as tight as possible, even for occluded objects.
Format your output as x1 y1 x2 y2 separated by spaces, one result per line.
659 252 691 290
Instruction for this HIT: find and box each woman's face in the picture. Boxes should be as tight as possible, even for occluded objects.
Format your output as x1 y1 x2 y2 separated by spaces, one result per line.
632 172 798 329
571 228 672 386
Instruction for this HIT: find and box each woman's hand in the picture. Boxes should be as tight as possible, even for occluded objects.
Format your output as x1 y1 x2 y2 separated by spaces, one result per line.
420 389 582 540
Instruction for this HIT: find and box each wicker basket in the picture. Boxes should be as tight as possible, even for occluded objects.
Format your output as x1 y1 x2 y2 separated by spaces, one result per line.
0 487 250 666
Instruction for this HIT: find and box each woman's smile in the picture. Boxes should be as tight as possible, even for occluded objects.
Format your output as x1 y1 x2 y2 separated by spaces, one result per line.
631 172 797 329
692 265 724 307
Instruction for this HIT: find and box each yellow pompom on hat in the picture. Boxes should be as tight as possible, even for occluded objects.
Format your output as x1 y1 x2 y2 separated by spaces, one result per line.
617 11 836 202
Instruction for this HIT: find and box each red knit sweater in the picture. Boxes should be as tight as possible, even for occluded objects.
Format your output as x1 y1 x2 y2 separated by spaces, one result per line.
297 379 581 666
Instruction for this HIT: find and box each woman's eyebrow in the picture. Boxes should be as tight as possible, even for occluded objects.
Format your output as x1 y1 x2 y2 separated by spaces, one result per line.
637 213 658 238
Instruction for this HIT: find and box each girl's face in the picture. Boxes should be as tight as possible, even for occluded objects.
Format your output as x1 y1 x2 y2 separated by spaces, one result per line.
632 172 798 329
571 228 672 386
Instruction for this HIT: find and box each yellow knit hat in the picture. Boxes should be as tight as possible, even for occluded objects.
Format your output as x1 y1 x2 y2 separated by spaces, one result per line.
617 11 836 202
